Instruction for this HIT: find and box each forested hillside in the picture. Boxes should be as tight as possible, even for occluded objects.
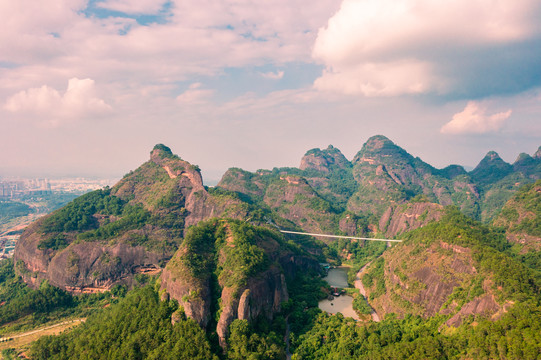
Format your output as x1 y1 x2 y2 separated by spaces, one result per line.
2 139 540 359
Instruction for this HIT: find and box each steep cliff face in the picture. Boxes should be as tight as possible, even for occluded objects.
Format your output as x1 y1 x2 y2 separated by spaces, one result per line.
160 219 317 348
378 202 444 237
13 145 249 292
361 209 538 326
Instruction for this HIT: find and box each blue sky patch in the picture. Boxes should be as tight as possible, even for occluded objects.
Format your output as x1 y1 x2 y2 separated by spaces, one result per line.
81 0 173 26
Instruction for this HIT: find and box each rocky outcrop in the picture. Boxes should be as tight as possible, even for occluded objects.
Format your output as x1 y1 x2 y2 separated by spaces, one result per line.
160 220 318 348
215 267 288 347
299 145 351 173
14 145 249 292
362 222 509 325
379 202 444 237
446 294 500 327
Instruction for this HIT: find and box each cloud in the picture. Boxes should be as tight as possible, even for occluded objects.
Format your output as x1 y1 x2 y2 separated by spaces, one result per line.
4 78 112 126
176 83 214 104
314 60 436 96
441 101 512 134
313 0 541 97
260 70 285 80
0 0 341 93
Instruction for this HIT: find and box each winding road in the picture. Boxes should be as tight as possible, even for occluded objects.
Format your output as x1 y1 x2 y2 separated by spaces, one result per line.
354 263 381 322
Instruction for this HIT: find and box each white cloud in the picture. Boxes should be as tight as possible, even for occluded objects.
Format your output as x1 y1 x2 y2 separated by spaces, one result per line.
314 60 436 96
260 70 285 80
441 101 512 134
4 78 111 126
312 0 541 97
0 0 341 94
176 83 214 104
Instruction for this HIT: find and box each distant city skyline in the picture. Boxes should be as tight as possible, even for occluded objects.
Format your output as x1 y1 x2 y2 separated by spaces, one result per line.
1 0 540 184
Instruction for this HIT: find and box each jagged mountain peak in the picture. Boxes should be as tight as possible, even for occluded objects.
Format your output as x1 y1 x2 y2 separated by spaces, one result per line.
485 150 503 161
470 150 513 187
152 143 174 156
362 134 396 151
299 145 350 172
515 152 533 163
473 150 511 170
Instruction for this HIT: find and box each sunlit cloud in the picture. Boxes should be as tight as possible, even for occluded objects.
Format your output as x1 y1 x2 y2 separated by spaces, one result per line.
313 0 541 97
176 83 215 104
441 101 512 134
314 60 436 96
4 78 112 126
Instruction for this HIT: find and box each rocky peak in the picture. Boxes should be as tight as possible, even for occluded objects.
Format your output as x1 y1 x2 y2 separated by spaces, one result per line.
151 143 174 157
363 135 395 151
512 149 541 179
352 135 411 165
470 150 513 184
299 145 350 173
149 144 203 189
514 152 533 164
533 146 541 160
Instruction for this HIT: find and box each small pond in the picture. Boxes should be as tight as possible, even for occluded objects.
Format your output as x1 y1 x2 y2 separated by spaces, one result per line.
318 267 359 320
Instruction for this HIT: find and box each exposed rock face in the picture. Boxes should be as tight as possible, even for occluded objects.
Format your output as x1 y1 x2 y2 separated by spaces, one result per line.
14 145 249 292
379 202 444 237
446 294 500 327
364 238 503 325
160 220 319 348
15 216 171 291
299 145 351 173
215 267 288 347
160 247 213 328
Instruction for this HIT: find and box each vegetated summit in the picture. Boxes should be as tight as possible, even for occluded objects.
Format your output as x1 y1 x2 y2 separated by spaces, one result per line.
10 136 541 358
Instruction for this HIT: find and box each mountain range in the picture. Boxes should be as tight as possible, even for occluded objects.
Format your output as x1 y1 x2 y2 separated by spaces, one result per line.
9 135 541 358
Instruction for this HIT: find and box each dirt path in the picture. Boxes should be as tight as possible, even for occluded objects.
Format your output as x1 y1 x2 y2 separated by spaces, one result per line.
354 263 381 322
0 319 85 344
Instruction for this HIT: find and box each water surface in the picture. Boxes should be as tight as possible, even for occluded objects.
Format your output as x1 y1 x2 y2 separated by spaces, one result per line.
318 267 359 320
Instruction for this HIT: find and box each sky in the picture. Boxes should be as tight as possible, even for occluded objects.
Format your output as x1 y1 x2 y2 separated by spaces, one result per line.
1 0 540 184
